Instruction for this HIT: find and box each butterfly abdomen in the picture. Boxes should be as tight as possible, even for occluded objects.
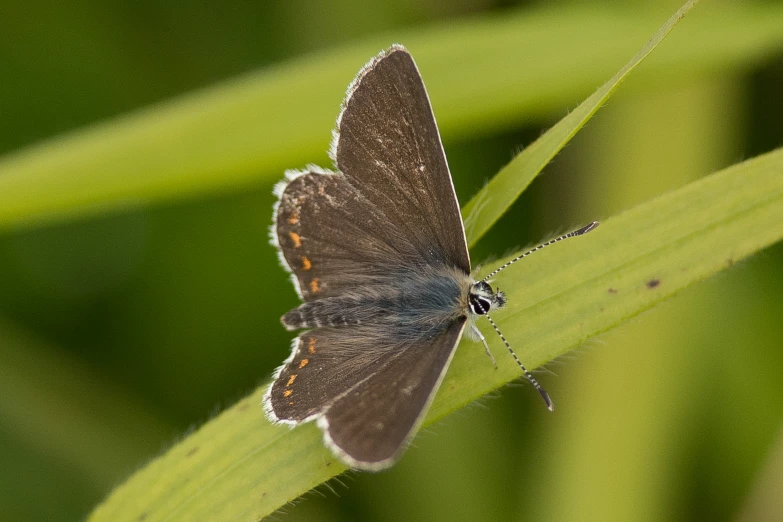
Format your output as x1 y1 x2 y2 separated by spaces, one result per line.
281 299 364 330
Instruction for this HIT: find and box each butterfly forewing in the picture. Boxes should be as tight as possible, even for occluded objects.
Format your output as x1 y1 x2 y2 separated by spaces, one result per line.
334 46 471 273
321 318 467 469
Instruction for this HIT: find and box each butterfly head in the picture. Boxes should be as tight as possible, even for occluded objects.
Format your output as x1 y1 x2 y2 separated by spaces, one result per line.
468 281 506 317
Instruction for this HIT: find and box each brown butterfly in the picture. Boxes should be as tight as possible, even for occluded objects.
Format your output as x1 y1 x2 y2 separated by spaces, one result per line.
264 45 597 470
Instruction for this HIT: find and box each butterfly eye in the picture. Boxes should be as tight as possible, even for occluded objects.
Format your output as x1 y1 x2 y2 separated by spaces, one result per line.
469 295 491 315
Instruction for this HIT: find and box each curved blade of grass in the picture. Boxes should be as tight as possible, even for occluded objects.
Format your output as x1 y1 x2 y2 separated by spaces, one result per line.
89 148 783 521
462 0 697 247
3 2 783 233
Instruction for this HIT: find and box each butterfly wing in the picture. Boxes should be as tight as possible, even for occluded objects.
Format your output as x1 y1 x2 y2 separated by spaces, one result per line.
265 318 467 469
333 45 471 274
273 46 470 302
265 326 401 424
275 169 428 301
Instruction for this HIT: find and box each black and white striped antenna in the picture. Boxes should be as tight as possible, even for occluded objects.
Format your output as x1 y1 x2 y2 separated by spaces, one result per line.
481 221 599 282
480 221 599 411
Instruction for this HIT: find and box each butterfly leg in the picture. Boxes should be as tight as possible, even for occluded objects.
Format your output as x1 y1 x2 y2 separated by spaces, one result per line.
470 324 497 368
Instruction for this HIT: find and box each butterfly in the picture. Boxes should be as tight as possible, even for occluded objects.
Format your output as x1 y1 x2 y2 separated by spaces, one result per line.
264 44 597 471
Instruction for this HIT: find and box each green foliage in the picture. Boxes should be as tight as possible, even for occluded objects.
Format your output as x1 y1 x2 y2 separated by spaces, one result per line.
2 2 783 233
90 147 783 520
462 0 696 245
84 2 781 519
1 1 782 521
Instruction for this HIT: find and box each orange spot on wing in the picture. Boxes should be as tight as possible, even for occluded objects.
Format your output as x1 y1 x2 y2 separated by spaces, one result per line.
307 338 316 354
298 359 309 369
289 232 302 248
288 213 299 224
301 257 311 270
309 278 320 294
286 374 297 386
283 390 292 397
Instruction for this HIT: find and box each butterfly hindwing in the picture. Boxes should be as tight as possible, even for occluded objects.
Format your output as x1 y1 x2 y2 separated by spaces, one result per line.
266 326 404 423
266 318 467 469
275 169 426 302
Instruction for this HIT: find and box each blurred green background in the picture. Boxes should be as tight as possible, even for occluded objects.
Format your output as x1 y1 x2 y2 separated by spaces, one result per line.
1 1 782 521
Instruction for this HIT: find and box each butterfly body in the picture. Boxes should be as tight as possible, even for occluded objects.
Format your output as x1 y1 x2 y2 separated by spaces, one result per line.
264 44 586 470
264 44 476 469
282 264 471 335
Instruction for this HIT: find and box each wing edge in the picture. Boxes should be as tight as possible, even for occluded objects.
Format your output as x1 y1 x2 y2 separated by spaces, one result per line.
328 43 409 163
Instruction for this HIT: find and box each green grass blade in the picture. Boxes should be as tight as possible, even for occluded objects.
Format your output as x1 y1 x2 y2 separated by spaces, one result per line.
2 2 783 233
89 148 783 521
0 321 175 520
462 0 697 247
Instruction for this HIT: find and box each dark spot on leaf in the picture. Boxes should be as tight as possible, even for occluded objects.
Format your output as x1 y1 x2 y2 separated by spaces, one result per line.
608 288 618 294
138 513 148 521
647 279 660 289
186 446 199 458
